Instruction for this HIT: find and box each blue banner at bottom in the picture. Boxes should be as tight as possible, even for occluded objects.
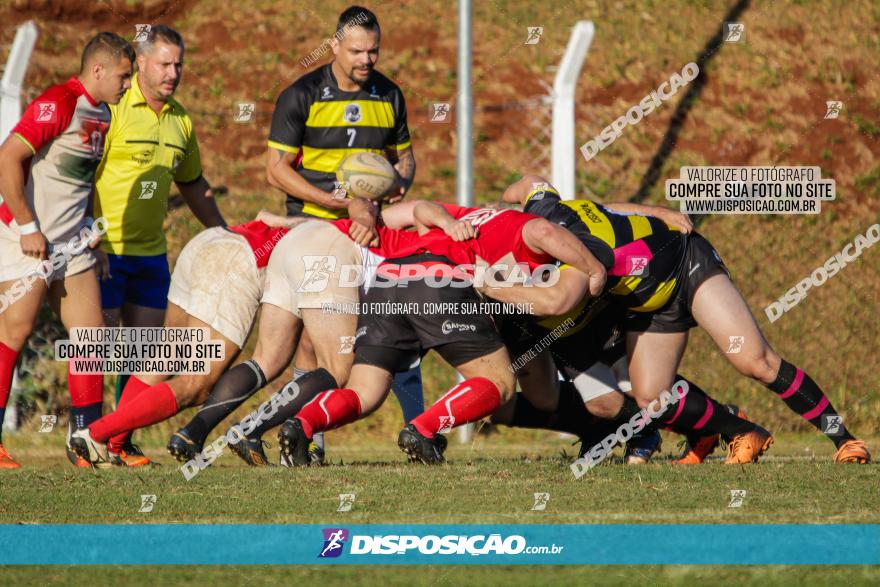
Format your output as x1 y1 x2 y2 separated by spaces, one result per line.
0 524 877 565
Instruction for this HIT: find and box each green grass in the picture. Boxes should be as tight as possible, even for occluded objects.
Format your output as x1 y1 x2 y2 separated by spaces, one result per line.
1 435 878 584
2 565 880 587
1 434 877 525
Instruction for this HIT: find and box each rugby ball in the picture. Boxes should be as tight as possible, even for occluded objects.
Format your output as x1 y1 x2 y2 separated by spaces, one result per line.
336 152 397 200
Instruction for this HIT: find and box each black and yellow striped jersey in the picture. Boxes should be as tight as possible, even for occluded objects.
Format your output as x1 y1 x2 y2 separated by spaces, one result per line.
523 188 687 319
268 63 411 219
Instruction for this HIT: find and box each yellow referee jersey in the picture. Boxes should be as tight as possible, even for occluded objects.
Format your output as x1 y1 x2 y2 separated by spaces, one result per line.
94 73 203 255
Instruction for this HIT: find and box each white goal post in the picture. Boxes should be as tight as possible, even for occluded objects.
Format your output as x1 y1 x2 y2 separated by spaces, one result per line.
551 21 594 200
1 21 38 141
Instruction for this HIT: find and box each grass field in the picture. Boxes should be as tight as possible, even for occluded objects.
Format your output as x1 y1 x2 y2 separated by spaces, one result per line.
2 432 877 525
1 433 878 584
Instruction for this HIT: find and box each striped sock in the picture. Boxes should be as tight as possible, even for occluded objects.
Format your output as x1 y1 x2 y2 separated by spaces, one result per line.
661 377 756 437
767 360 854 448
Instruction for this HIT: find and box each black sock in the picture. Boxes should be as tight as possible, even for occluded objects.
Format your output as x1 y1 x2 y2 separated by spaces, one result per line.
509 381 592 435
70 402 102 430
767 359 854 448
184 360 267 444
246 368 338 440
662 376 756 438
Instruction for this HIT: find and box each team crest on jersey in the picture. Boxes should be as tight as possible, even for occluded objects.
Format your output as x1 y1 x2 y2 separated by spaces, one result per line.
344 103 361 123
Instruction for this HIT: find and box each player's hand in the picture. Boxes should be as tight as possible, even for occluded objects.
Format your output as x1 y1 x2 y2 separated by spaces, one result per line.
92 248 110 281
256 209 289 227
443 219 477 242
20 231 48 259
348 218 379 247
654 207 693 234
587 268 607 298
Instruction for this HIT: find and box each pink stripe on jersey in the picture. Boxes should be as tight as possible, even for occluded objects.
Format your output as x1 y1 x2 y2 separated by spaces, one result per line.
610 240 654 276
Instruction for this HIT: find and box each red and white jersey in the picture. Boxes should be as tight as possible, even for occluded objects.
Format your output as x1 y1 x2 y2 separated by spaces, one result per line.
0 77 111 242
392 205 552 270
227 220 289 268
333 205 552 271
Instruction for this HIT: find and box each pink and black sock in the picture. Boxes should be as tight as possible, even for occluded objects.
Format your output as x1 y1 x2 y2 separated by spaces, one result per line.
660 377 756 438
767 359 854 448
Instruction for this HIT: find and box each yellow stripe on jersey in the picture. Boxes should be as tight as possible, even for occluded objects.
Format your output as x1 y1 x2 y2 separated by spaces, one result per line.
629 279 678 312
306 100 396 129
565 201 617 248
300 201 345 219
300 146 385 174
268 140 299 154
628 215 653 241
390 140 412 151
609 276 642 296
537 296 609 336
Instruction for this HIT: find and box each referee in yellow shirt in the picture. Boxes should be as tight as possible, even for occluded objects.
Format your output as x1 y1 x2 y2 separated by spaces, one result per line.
94 25 225 466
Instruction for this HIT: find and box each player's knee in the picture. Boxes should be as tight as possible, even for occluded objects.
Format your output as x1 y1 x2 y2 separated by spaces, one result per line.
586 393 621 419
493 373 515 404
737 346 780 384
171 377 209 408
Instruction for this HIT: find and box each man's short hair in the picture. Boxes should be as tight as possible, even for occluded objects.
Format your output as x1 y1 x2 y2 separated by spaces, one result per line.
336 5 379 38
80 32 135 73
135 24 185 55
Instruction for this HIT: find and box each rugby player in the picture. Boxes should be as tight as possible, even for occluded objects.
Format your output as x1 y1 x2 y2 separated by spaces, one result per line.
277 200 609 465
165 200 422 466
93 25 226 466
481 175 870 464
68 202 380 466
267 5 423 457
494 297 761 465
0 33 134 468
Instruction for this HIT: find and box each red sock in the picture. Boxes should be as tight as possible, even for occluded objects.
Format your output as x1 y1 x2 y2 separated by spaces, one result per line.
108 376 152 452
411 377 501 438
0 342 20 443
296 388 361 439
68 365 103 429
89 383 178 443
0 342 19 411
68 366 103 407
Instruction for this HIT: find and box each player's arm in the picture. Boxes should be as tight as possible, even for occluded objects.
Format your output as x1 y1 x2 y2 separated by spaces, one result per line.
413 201 476 241
478 267 591 318
523 218 606 294
175 175 226 228
384 87 415 203
604 202 693 233
502 174 555 206
379 200 419 229
0 134 46 258
384 145 416 203
265 148 351 212
347 197 379 246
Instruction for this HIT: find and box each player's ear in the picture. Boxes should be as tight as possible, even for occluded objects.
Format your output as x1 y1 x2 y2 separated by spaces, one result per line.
91 61 105 81
330 36 340 55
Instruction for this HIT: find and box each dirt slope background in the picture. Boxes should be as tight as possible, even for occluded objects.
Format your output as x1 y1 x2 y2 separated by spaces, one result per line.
1 0 878 441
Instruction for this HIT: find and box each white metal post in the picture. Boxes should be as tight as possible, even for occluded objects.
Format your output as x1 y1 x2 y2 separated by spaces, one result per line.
551 21 594 200
1 21 38 141
457 0 474 443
